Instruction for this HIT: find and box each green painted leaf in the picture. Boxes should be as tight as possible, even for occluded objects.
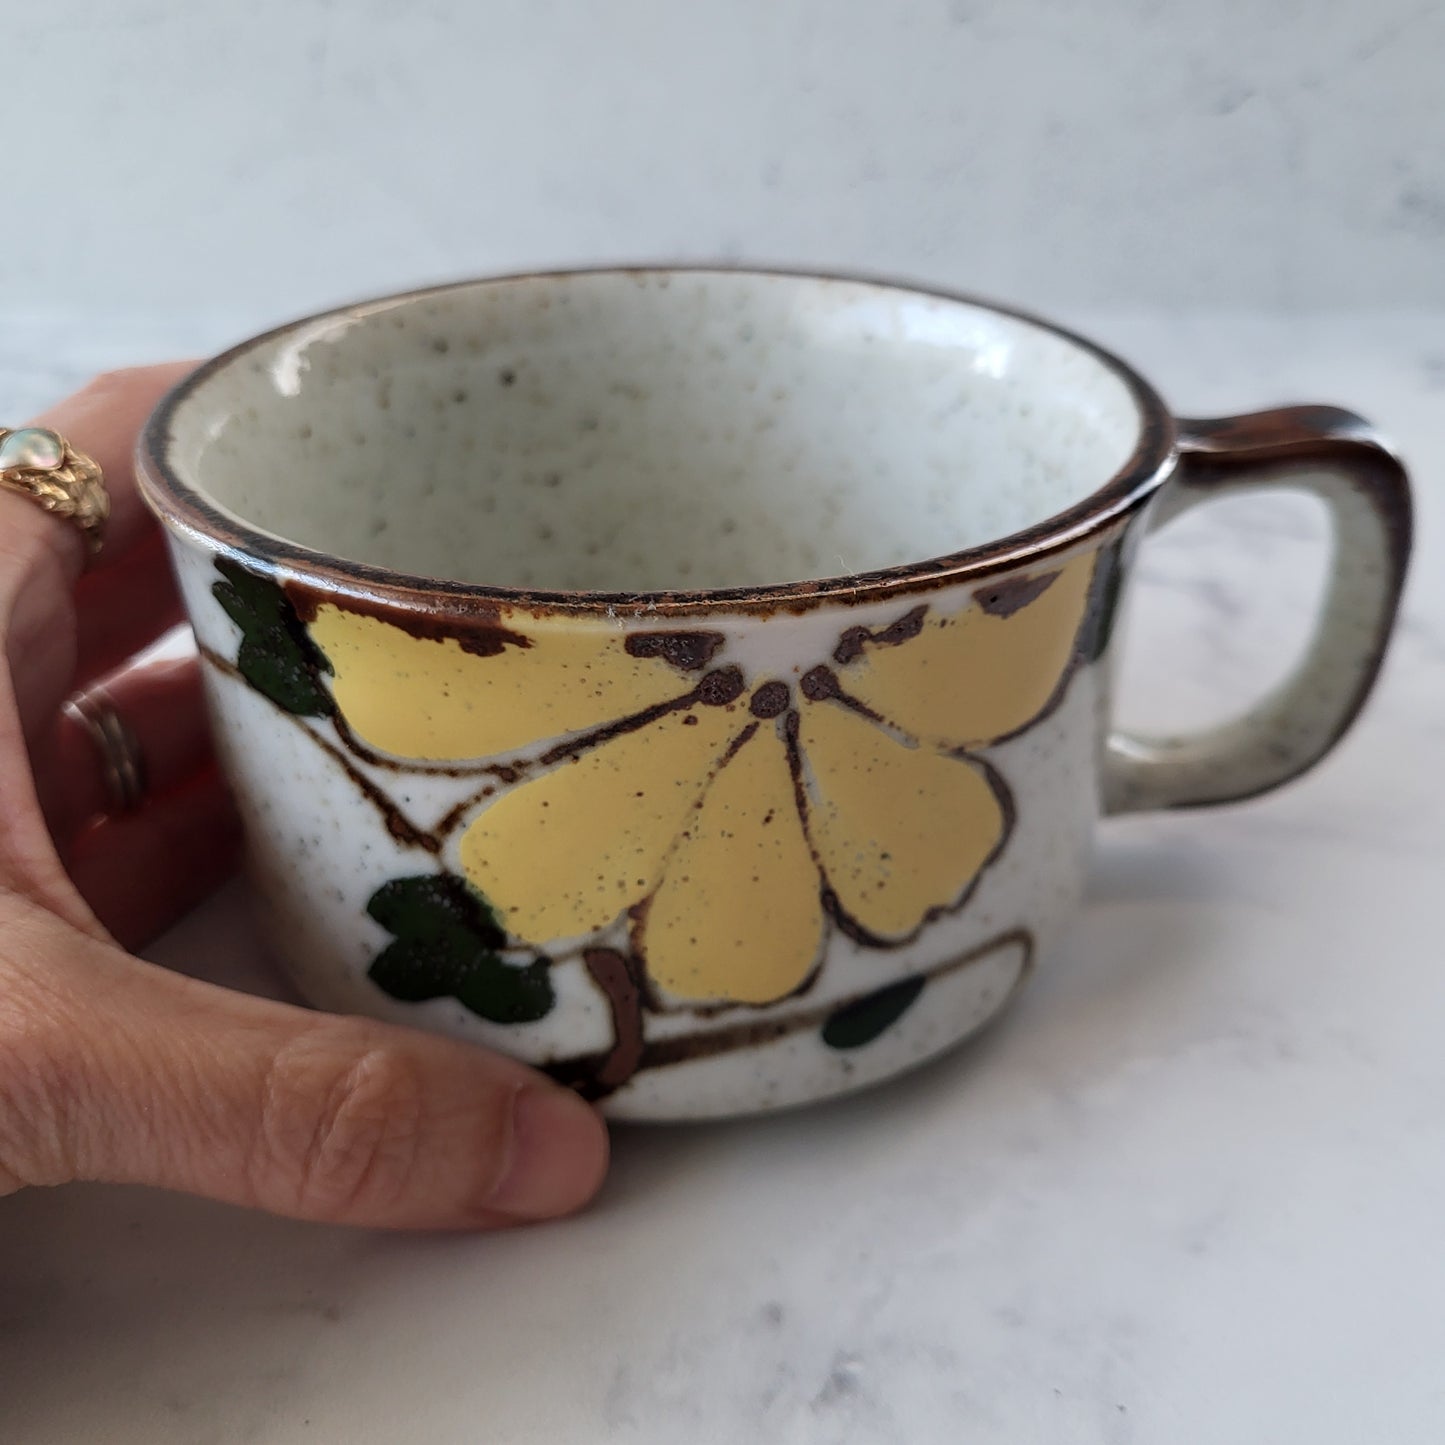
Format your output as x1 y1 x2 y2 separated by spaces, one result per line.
366 874 554 1025
821 975 925 1051
367 873 507 947
213 559 334 716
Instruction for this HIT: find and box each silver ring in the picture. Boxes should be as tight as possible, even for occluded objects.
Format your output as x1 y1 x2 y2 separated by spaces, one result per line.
62 694 147 816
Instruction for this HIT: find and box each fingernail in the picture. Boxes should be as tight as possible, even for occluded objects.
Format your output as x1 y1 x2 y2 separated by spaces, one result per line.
486 1085 609 1219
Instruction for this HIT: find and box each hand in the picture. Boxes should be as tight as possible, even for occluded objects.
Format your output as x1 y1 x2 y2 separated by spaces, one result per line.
0 366 608 1229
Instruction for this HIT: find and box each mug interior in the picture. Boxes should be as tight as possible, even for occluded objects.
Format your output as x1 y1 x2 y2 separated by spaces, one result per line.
157 272 1146 593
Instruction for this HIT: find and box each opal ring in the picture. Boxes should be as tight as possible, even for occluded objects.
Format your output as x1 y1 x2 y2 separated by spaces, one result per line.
0 426 109 557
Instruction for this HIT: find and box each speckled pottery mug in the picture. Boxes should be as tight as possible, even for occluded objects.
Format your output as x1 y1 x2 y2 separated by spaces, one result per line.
137 270 1411 1120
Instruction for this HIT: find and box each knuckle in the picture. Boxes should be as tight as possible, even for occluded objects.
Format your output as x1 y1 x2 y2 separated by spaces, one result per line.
254 1025 427 1222
77 365 156 400
71 363 190 414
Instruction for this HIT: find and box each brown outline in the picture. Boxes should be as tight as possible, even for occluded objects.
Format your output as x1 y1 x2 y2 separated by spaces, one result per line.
136 267 1176 622
983 544 1122 748
784 705 1020 952
543 926 1035 1096
621 716 832 1019
430 667 748 838
199 645 440 852
575 948 647 1100
974 569 1061 618
1158 406 1414 806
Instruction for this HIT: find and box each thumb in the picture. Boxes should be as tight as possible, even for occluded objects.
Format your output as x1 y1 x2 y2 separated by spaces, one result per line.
0 898 608 1229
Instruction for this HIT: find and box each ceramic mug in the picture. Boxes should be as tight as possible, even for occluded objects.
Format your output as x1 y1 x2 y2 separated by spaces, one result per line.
137 270 1411 1120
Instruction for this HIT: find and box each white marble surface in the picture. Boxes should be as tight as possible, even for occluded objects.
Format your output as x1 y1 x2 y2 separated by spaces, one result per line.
1 310 1442 1443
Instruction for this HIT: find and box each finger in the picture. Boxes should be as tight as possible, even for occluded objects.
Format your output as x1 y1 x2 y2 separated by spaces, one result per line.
0 671 100 944
29 362 195 567
0 367 198 952
66 768 241 949
72 530 185 686
1 364 196 747
0 901 610 1229
38 652 215 846
0 364 195 611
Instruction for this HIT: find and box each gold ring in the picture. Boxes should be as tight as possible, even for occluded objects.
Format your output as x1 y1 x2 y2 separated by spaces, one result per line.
62 694 147 815
0 425 109 557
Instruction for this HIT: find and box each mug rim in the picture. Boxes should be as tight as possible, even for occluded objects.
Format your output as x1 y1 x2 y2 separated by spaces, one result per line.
137 266 1177 617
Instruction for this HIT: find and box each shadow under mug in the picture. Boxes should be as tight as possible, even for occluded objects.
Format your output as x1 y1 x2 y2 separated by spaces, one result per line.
136 270 1412 1120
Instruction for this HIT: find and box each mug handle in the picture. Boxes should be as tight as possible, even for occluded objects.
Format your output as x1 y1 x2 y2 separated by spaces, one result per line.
1104 406 1412 815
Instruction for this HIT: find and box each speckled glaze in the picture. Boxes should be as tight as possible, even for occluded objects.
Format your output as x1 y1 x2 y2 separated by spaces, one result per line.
136 270 1412 1120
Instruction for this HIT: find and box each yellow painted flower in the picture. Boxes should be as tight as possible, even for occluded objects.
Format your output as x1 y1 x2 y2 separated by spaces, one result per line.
308 555 1096 1007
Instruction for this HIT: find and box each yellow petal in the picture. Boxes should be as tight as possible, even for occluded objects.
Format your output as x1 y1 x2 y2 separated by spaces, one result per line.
798 698 1005 940
641 725 824 1005
838 552 1096 748
309 606 721 761
458 700 743 944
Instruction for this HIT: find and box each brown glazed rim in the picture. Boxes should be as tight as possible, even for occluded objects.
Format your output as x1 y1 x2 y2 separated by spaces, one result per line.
137 266 1178 619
